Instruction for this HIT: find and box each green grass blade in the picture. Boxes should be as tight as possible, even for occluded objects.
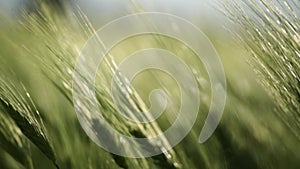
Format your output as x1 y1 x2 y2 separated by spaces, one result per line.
0 102 33 169
0 74 57 167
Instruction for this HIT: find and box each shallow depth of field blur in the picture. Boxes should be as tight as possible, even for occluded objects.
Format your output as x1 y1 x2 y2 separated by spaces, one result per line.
0 0 299 169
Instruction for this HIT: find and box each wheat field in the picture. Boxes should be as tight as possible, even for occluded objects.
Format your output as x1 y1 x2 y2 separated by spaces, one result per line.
0 0 299 169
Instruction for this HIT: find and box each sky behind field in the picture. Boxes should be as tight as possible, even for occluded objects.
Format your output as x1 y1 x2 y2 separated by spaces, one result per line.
0 0 222 24
0 0 231 38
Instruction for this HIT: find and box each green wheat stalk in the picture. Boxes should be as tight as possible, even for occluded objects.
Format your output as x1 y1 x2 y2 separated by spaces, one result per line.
220 0 300 140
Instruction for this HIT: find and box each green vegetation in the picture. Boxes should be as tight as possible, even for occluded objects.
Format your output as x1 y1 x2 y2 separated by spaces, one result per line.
0 1 299 168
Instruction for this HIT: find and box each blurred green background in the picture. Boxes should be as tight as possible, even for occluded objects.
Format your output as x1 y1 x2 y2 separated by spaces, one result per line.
0 0 299 169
